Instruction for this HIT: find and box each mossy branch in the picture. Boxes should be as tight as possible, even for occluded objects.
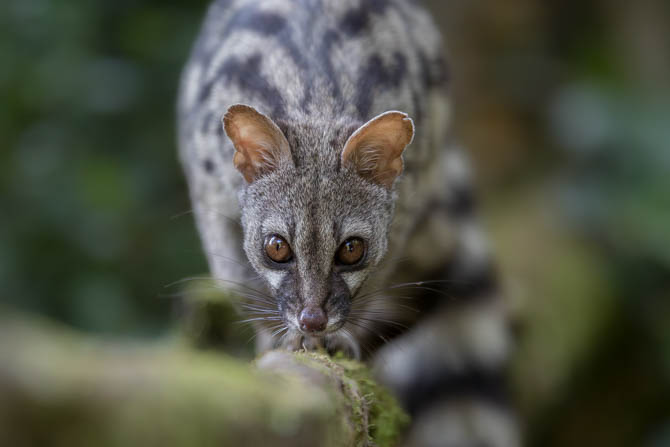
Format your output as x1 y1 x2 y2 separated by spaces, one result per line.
0 313 408 447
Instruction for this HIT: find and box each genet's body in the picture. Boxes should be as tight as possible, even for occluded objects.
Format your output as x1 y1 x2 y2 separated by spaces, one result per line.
178 0 518 444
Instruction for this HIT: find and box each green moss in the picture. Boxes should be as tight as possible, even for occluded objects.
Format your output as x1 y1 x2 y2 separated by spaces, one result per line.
291 351 410 447
335 357 410 447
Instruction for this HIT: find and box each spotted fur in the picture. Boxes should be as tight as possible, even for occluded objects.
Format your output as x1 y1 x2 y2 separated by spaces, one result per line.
177 0 519 444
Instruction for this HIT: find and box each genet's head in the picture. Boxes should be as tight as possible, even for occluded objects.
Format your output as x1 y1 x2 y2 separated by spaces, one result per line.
223 104 413 340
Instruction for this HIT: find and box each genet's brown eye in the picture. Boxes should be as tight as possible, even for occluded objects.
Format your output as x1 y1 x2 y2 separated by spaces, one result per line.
265 234 292 263
336 237 365 266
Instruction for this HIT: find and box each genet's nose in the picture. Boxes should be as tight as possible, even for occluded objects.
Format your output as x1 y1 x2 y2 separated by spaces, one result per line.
299 307 327 333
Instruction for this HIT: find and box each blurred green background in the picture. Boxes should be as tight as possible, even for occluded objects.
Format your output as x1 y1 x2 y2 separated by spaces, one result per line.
1 0 669 445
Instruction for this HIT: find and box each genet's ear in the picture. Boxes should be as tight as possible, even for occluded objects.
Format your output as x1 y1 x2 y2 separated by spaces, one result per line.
222 104 291 183
341 111 414 189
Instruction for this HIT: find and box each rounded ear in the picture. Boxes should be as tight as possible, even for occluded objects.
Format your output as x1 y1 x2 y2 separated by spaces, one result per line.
341 111 414 189
222 104 291 183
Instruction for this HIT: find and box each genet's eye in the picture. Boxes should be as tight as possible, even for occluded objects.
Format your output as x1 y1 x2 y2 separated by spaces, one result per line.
336 237 365 266
264 234 292 263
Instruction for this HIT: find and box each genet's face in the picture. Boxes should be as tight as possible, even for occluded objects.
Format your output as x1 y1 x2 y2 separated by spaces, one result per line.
221 105 413 350
240 166 394 340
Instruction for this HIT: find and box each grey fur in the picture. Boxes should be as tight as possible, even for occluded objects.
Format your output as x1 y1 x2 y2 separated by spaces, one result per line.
178 0 519 444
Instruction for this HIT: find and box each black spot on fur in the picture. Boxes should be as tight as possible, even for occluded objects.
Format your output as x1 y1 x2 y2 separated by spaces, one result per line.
197 5 310 108
339 0 390 35
310 0 395 110
415 260 498 315
203 158 215 174
217 54 286 118
229 9 311 73
402 365 510 416
356 52 407 118
443 261 497 301
316 29 343 105
418 51 449 89
196 77 216 104
411 90 424 124
218 6 288 42
240 10 285 34
200 112 218 134
446 186 476 218
340 9 369 35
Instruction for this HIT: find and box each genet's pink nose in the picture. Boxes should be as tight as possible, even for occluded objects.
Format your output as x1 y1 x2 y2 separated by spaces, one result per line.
299 307 327 333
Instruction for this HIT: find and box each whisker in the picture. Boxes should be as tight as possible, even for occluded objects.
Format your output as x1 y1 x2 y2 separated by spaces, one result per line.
337 328 362 360
388 279 465 288
203 251 254 269
157 286 247 303
209 278 274 298
180 278 277 306
276 328 290 347
168 283 275 309
235 316 283 325
348 315 408 330
351 302 419 314
171 207 243 228
169 209 195 220
239 310 279 318
357 284 455 301
353 293 417 304
248 323 281 345
161 281 279 324
233 292 276 306
239 303 277 313
271 326 288 338
246 331 261 345
164 276 214 289
165 276 273 301
345 319 390 345
354 288 419 302
410 286 456 299
357 279 458 298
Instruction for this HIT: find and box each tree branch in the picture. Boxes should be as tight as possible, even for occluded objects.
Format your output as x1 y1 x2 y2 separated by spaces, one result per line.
0 313 408 447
